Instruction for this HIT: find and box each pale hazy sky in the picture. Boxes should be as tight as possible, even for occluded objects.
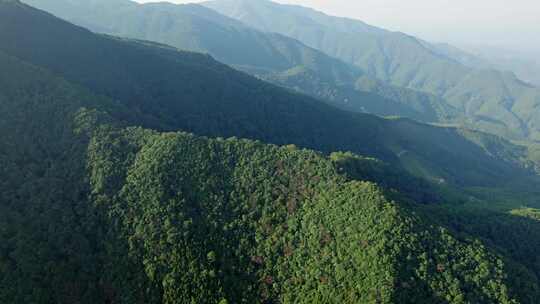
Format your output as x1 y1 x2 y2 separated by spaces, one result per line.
137 0 540 57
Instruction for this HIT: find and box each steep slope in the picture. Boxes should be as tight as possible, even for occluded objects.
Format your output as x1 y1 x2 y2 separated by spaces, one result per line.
204 0 540 141
264 66 460 123
1 0 535 189
202 0 474 87
0 48 531 304
22 0 461 124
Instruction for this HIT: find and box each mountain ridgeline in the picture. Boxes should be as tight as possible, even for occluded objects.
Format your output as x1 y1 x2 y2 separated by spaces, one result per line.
22 0 464 125
24 0 540 146
2 1 540 303
204 0 540 142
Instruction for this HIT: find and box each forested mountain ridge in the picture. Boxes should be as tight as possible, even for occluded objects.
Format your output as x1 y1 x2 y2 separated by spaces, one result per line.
2 1 540 303
21 0 463 124
3 0 538 189
204 0 540 142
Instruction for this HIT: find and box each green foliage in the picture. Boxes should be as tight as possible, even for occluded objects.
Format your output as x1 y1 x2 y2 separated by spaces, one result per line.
0 52 107 304
85 128 522 303
417 203 540 304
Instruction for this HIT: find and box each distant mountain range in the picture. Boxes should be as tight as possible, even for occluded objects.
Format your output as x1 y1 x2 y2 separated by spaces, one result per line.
203 0 540 142
464 45 540 87
24 0 540 142
22 0 466 125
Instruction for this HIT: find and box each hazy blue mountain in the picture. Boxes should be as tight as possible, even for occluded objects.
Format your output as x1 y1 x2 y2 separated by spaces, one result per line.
427 42 540 88
464 45 540 87
493 58 540 87
22 0 463 123
420 42 492 70
204 0 540 141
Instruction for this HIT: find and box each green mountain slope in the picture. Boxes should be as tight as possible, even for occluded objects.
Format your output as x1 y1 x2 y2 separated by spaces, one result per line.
0 45 532 304
204 0 540 141
1 1 540 303
22 0 462 124
2 0 536 189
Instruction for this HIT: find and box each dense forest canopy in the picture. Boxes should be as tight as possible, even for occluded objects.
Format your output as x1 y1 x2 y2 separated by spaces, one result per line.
1 1 540 303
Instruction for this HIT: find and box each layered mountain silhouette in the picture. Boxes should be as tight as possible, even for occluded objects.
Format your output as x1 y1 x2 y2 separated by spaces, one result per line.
204 0 540 141
23 0 540 141
23 0 467 125
5 0 537 188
